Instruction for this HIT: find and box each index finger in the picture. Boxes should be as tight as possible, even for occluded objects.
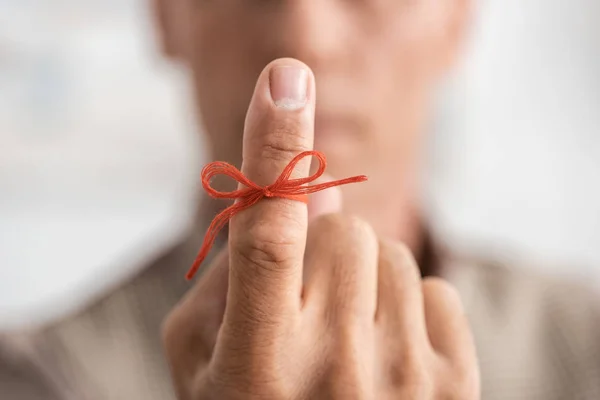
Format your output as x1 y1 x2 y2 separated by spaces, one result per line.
227 58 315 323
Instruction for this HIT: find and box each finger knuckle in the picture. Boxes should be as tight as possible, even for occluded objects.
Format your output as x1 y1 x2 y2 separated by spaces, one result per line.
313 214 377 295
316 214 377 280
394 366 434 398
233 216 301 272
260 140 304 165
161 310 183 355
390 241 416 262
314 214 376 246
318 362 371 400
233 238 295 278
423 277 463 308
162 307 216 368
257 116 307 164
439 383 480 400
448 363 481 400
389 345 429 386
211 358 298 400
380 239 421 284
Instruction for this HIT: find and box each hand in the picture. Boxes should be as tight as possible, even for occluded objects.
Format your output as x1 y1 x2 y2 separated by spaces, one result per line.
162 58 480 399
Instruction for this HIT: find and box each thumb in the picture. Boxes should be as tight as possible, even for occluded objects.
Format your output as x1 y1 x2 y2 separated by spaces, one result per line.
308 173 343 221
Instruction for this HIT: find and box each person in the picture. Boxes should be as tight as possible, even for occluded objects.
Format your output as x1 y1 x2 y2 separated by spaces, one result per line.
1 0 599 399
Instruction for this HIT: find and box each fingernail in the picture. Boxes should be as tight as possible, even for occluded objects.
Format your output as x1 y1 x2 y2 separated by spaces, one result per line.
270 66 308 110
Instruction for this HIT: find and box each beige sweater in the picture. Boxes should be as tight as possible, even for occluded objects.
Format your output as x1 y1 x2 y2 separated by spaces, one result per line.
1 232 600 400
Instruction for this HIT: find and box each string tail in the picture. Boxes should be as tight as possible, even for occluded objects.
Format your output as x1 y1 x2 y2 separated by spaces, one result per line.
185 227 219 281
186 248 210 281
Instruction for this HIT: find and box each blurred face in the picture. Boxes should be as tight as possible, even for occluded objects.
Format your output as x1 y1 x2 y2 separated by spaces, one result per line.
157 0 467 172
155 0 468 238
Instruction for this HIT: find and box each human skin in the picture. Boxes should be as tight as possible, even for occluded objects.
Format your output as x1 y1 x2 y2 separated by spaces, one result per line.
151 0 471 250
154 1 478 398
162 59 479 399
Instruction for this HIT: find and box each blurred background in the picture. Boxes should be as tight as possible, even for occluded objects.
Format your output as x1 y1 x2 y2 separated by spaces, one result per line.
1 0 599 329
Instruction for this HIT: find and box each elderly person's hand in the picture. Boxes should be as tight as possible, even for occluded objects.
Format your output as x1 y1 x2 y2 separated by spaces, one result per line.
162 59 480 400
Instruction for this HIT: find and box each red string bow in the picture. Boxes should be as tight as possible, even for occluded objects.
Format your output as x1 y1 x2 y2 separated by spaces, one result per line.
186 150 368 280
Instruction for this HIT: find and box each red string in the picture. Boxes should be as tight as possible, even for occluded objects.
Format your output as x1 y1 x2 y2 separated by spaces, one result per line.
186 150 368 280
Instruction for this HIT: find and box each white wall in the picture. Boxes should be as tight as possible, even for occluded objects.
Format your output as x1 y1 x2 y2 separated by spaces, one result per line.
0 0 201 328
1 0 599 328
431 0 600 278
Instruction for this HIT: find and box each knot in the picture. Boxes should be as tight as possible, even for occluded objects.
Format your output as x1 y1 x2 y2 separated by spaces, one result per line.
263 188 274 198
186 150 368 280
